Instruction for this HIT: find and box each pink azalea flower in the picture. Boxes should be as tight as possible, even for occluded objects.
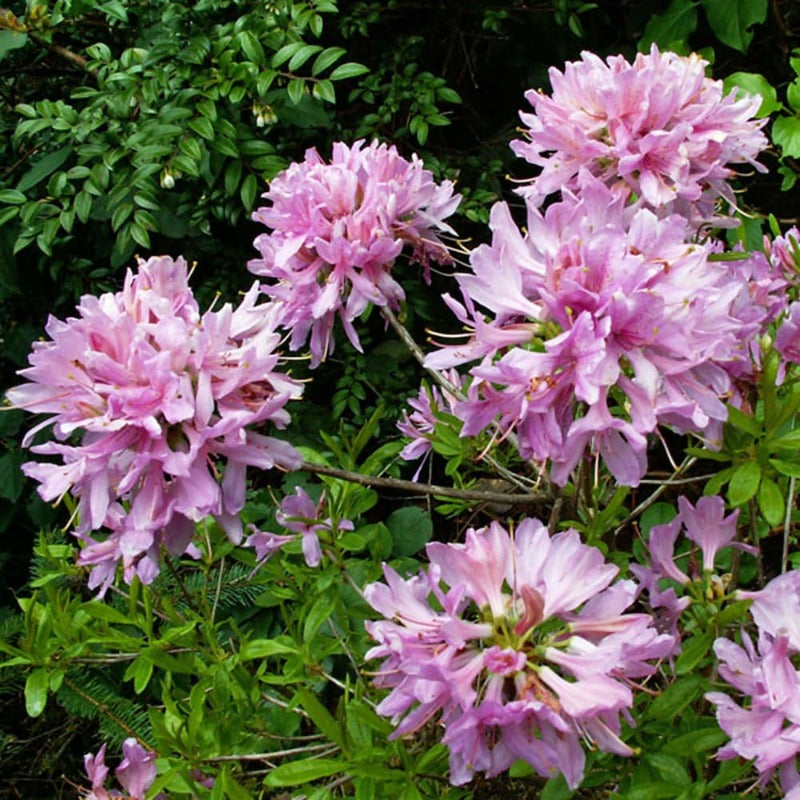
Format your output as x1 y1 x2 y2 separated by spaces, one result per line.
707 571 800 797
511 45 767 220
427 176 750 486
81 739 157 799
7 256 303 594
249 140 460 366
396 372 463 480
273 486 353 567
364 518 673 788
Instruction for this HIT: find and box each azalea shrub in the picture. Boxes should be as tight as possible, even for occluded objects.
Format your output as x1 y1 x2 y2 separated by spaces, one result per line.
4 37 800 800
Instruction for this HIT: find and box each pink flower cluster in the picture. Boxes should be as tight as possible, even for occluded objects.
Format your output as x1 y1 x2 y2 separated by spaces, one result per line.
249 139 460 366
707 571 800 799
427 176 770 486
511 45 767 221
364 519 673 787
82 738 157 799
7 256 303 594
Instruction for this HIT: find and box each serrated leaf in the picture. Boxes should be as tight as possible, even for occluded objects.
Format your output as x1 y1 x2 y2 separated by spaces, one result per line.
701 0 767 52
328 62 370 81
727 459 761 506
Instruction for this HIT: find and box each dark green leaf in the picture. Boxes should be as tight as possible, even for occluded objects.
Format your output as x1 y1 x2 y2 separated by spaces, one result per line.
16 147 72 193
24 668 48 717
758 475 784 527
312 47 345 76
727 460 761 506
328 62 370 81
701 0 767 52
639 0 697 49
240 173 258 211
188 117 215 141
773 115 800 158
675 631 713 674
0 190 26 205
264 758 344 787
387 506 433 557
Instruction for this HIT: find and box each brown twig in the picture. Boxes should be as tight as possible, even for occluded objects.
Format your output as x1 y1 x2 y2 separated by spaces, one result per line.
300 460 547 506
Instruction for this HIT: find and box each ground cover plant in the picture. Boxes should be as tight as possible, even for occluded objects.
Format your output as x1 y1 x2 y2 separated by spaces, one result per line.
3 1 800 798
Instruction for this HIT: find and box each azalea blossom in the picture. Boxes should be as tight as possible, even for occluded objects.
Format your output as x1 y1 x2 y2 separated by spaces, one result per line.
426 176 751 486
707 570 800 798
82 739 157 799
364 519 673 788
274 485 353 567
511 45 767 220
248 139 460 366
396 371 463 479
7 255 303 594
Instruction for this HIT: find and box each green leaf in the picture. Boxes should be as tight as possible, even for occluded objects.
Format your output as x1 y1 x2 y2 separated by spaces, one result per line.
16 147 72 193
723 72 781 117
647 674 707 720
328 62 370 81
289 44 323 72
661 726 728 756
773 115 800 158
726 404 759 436
240 173 258 211
313 79 336 104
287 78 306 105
788 80 800 113
770 458 800 478
238 30 265 64
264 758 344 787
0 31 28 61
640 503 677 536
295 688 346 750
758 475 784 527
188 117 215 141
25 669 48 717
639 0 697 50
0 190 26 205
644 753 690 786
240 638 296 660
312 47 345 76
271 41 305 68
0 451 23 502
727 459 761 506
224 160 243 196
675 631 713 674
387 506 433 557
701 0 767 52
